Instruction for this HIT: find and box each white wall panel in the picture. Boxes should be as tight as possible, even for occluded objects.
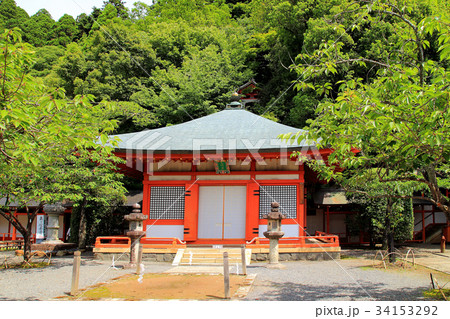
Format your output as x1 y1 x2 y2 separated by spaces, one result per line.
146 225 184 239
258 224 299 237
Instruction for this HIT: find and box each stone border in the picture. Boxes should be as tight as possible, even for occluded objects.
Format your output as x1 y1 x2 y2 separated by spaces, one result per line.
95 251 340 263
233 273 257 299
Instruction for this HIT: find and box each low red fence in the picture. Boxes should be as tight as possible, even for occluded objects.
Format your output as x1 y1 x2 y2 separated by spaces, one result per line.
94 236 186 249
0 233 37 243
140 237 186 248
95 236 131 248
246 231 339 248
94 232 339 250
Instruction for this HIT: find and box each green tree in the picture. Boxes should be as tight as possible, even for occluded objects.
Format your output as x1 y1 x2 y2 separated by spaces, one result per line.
92 3 119 31
103 0 129 19
75 8 102 39
54 42 87 96
245 0 445 128
52 14 78 46
147 0 233 26
0 29 125 262
57 149 126 249
345 174 414 260
30 45 65 78
53 9 253 130
21 9 55 46
0 0 29 29
282 1 450 225
130 1 152 21
243 0 358 127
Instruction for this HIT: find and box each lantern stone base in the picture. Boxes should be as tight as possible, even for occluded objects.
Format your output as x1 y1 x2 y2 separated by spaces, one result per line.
122 263 138 269
266 262 286 269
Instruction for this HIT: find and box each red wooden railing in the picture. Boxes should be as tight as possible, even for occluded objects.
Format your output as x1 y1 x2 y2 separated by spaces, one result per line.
94 233 338 250
94 236 186 250
0 233 37 243
140 237 186 248
0 232 38 250
95 236 131 248
246 231 339 248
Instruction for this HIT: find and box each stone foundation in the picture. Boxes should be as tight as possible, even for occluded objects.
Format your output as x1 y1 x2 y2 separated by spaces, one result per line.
95 252 176 262
251 252 340 262
143 253 176 262
95 252 338 262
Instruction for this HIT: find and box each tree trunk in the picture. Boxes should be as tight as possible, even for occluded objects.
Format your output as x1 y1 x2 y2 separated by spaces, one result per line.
385 199 396 263
22 232 32 263
77 197 88 250
23 206 40 263
0 207 37 263
369 223 375 249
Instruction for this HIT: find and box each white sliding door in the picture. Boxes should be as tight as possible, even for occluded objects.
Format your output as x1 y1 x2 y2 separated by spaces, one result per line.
198 186 246 239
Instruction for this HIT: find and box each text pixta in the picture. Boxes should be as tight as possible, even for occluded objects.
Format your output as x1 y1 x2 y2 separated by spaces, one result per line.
316 306 359 317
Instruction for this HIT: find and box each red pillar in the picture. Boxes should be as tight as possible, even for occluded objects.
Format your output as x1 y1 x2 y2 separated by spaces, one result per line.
183 183 199 241
245 181 260 241
298 165 306 236
142 173 150 232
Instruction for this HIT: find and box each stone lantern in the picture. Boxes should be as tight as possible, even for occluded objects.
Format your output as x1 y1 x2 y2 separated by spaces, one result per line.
124 203 148 267
42 203 65 244
262 202 286 268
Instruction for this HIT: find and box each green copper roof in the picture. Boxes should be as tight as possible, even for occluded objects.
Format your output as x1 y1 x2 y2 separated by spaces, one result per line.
113 109 312 154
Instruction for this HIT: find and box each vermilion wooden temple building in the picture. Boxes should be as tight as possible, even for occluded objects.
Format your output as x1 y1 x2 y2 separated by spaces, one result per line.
100 93 340 258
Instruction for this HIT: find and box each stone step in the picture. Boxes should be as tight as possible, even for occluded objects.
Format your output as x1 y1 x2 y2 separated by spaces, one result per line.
182 252 242 257
179 255 243 261
180 258 243 264
172 248 252 266
183 248 243 253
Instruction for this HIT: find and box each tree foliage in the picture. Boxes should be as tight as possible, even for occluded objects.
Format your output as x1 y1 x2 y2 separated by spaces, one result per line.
45 2 253 130
0 0 28 30
346 174 414 247
282 1 450 222
0 29 125 261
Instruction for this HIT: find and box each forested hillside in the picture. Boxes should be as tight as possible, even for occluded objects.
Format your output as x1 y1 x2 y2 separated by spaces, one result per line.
1 0 448 133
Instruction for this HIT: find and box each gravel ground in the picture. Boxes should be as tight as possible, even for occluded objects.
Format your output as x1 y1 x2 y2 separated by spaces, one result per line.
0 248 447 301
0 251 173 301
244 258 437 301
